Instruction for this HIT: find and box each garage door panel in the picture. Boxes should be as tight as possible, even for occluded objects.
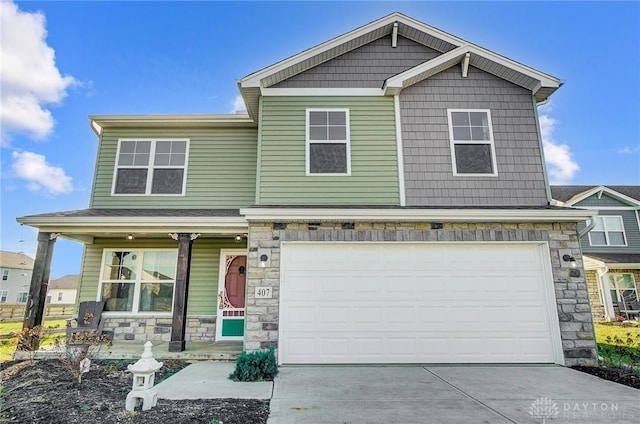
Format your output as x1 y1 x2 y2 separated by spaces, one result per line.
281 243 559 364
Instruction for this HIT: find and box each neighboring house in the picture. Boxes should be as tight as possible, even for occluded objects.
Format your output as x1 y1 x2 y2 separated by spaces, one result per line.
551 186 640 321
0 251 34 303
18 13 597 366
47 275 79 305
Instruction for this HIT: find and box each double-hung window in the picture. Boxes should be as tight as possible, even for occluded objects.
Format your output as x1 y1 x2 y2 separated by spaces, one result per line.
113 139 189 195
0 291 7 302
99 249 177 314
17 292 28 303
447 109 497 176
608 273 638 307
2 269 9 280
588 216 627 246
306 109 350 175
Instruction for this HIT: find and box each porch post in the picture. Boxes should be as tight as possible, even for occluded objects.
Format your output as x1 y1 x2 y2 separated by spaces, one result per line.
169 233 195 352
21 232 58 350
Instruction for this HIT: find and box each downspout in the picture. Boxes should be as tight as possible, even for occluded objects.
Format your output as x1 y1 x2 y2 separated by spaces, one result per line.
578 215 598 238
532 97 552 204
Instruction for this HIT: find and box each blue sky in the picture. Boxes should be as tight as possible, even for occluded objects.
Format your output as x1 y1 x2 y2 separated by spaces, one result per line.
1 1 639 278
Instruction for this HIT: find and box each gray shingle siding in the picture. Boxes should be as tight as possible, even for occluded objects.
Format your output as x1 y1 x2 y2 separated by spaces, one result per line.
274 35 440 88
400 65 548 207
575 193 632 208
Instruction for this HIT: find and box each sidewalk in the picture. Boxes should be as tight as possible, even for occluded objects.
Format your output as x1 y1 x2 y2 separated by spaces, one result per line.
153 362 273 400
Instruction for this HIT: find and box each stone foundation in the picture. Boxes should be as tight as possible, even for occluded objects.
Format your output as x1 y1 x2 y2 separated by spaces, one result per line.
104 316 216 343
245 221 598 366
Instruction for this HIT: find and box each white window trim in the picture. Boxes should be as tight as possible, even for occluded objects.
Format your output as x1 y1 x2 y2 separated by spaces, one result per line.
2 269 9 280
588 215 627 247
97 248 177 315
111 138 190 196
607 272 638 307
305 108 351 176
447 109 498 177
0 290 7 302
17 292 28 303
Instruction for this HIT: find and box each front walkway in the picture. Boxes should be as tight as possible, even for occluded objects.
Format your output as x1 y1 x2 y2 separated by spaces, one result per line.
13 340 242 361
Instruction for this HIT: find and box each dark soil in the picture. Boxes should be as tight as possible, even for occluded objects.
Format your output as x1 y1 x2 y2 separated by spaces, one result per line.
571 365 640 390
0 360 269 424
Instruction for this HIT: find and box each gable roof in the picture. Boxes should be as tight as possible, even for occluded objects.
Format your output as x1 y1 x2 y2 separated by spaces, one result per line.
550 185 640 207
49 274 79 290
238 12 562 120
0 251 34 270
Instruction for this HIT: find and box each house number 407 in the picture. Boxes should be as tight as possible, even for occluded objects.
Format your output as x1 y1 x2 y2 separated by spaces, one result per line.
255 287 273 299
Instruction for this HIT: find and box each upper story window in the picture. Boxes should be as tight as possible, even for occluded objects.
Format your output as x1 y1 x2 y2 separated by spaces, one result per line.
17 292 28 303
0 290 7 302
447 109 497 176
306 109 350 175
589 216 627 246
113 139 189 195
2 269 8 280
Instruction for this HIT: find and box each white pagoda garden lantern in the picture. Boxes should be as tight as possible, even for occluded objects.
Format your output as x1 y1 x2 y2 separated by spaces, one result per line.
126 341 163 411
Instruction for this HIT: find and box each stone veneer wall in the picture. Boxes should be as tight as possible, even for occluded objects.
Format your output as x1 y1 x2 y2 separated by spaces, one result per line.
245 221 598 366
103 316 216 343
585 270 606 321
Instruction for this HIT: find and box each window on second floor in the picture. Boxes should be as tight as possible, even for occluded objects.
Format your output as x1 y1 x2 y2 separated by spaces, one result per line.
447 109 497 176
57 292 64 301
588 216 627 246
0 290 7 302
17 292 28 303
2 269 8 280
306 109 350 175
112 139 189 195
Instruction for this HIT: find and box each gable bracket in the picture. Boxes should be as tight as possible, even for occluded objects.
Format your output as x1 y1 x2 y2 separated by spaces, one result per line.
392 22 398 48
461 52 470 78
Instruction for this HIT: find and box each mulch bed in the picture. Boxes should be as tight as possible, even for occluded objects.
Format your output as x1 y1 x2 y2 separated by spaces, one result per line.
571 365 640 390
0 359 269 424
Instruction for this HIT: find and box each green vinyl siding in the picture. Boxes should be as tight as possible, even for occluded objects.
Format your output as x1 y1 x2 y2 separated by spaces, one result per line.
91 127 257 208
78 238 241 316
259 96 400 205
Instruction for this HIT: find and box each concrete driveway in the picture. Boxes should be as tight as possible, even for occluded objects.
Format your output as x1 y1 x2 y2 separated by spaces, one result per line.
267 366 639 424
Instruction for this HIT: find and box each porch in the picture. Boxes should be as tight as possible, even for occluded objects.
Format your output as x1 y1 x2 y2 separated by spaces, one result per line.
13 340 243 361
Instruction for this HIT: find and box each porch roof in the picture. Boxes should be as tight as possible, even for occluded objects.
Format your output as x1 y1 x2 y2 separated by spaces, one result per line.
16 208 248 244
584 253 640 268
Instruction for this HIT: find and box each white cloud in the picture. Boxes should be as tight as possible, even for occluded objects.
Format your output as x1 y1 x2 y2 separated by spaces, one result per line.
0 1 76 144
617 145 640 154
11 151 73 195
229 95 247 113
538 105 579 184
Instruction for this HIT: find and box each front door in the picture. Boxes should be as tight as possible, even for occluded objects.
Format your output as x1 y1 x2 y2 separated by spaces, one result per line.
216 251 247 341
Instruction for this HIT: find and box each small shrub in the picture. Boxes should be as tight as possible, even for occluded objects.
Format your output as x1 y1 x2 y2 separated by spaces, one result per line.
229 347 278 382
53 331 113 385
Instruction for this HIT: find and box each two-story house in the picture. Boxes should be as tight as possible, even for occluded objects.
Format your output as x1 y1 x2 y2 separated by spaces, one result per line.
0 251 34 304
551 186 640 321
18 13 597 366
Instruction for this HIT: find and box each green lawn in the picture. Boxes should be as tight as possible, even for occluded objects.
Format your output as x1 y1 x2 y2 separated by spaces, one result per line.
594 322 640 347
0 319 67 362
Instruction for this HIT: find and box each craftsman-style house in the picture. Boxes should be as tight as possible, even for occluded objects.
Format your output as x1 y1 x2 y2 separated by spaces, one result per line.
18 13 597 366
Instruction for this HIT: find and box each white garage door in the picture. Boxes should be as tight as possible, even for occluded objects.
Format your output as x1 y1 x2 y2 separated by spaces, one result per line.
280 242 562 364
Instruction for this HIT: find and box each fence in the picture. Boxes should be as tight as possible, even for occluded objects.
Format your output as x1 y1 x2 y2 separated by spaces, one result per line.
0 303 76 322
